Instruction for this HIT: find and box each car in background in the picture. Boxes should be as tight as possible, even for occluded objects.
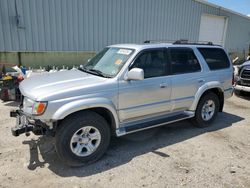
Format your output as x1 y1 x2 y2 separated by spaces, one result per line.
234 61 250 93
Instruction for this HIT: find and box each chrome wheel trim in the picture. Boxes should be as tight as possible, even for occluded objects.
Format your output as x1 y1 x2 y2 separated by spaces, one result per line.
201 100 215 121
70 126 101 157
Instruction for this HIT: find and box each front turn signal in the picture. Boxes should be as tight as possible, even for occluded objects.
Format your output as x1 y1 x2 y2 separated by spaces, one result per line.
32 102 47 115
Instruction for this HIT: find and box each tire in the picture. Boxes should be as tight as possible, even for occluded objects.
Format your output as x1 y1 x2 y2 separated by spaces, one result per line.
192 92 220 128
55 111 110 167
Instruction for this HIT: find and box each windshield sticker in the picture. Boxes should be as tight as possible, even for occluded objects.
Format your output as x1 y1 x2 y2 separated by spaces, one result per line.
115 59 123 65
117 49 132 55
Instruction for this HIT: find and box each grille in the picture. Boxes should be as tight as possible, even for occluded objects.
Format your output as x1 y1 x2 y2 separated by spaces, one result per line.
241 69 250 79
241 79 250 86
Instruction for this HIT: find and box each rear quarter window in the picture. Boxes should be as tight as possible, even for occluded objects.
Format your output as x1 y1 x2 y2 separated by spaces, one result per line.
198 48 230 70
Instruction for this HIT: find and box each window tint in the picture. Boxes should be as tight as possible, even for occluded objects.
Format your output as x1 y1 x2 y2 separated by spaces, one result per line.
131 49 167 78
169 48 201 74
198 48 230 70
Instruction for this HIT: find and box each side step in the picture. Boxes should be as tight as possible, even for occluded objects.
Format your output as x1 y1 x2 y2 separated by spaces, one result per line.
116 112 194 136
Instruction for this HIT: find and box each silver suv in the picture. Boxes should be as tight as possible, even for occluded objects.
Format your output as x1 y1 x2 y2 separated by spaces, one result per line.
10 41 233 166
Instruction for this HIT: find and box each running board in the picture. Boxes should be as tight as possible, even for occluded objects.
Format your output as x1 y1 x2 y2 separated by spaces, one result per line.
116 112 194 136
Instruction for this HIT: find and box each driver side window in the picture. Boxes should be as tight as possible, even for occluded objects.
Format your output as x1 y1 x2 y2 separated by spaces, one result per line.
131 49 167 79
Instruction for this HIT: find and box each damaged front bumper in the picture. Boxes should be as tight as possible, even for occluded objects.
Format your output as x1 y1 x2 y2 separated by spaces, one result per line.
10 110 55 137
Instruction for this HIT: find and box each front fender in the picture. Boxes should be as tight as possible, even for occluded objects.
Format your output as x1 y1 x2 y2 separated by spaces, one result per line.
189 81 223 111
52 98 119 128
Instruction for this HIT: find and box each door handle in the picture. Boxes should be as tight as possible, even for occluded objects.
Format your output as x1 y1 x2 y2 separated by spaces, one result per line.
160 83 168 88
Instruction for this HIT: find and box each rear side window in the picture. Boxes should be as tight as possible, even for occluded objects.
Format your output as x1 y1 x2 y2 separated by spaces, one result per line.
169 48 201 75
198 48 230 70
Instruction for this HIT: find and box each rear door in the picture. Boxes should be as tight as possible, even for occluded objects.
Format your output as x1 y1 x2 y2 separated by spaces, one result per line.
168 47 203 111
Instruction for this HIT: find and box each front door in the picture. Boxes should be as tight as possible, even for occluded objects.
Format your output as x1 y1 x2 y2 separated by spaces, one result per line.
118 48 172 123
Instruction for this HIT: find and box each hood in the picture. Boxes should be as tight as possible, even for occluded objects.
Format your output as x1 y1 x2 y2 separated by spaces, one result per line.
242 61 250 67
19 69 108 101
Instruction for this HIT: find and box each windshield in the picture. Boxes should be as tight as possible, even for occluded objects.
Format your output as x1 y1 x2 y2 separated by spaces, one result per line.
82 47 134 77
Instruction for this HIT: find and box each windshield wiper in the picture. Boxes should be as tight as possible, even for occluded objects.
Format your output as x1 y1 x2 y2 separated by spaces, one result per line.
78 67 86 71
78 67 111 78
88 69 112 78
78 67 90 73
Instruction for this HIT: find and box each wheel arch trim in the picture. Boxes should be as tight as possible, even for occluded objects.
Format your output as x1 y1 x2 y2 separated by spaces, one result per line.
52 98 119 129
190 81 224 111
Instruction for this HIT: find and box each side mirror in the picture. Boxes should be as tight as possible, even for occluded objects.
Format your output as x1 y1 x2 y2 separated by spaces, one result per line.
126 68 144 80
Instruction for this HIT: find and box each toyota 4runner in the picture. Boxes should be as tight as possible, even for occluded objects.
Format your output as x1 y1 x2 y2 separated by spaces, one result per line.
10 41 233 166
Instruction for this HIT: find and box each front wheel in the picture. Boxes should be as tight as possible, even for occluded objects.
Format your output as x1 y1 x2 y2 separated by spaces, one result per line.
55 111 110 167
192 92 220 128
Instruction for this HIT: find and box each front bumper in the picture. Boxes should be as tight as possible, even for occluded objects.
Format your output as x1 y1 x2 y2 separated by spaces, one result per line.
234 85 250 92
10 110 55 137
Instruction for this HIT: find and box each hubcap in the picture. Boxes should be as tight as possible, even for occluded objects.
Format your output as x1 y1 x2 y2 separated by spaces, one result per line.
201 100 215 121
70 126 101 157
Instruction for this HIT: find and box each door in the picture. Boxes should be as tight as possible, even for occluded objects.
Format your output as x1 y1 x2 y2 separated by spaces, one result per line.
118 48 172 122
168 47 203 111
199 14 228 46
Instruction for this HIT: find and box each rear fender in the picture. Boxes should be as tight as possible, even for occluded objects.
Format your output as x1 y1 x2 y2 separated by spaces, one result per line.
190 81 223 111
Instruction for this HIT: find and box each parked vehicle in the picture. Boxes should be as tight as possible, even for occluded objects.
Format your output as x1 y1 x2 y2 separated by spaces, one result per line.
10 41 233 166
234 61 250 93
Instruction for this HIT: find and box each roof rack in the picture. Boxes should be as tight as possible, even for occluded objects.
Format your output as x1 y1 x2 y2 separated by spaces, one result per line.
173 39 214 45
144 39 175 44
144 39 216 46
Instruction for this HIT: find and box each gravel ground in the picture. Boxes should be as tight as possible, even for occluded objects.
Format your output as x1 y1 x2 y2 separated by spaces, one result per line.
0 94 250 188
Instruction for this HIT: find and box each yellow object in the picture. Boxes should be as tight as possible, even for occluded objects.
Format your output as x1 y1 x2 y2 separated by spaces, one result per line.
115 59 123 65
3 75 12 80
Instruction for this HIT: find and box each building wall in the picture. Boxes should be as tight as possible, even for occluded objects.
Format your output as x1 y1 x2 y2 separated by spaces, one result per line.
0 51 95 68
0 0 250 65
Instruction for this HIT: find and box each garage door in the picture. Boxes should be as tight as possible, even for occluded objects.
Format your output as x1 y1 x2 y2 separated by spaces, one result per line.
199 14 228 46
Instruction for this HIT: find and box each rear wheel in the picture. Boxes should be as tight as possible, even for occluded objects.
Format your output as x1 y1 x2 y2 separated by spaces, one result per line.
55 111 110 167
192 92 219 128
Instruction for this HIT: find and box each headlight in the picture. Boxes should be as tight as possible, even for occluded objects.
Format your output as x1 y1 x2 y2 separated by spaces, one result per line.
32 101 47 115
22 97 47 115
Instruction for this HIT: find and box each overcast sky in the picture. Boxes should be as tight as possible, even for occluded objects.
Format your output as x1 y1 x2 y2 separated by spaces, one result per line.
206 0 250 16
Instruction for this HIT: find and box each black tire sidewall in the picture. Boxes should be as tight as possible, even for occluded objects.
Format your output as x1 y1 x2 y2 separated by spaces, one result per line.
55 111 110 167
194 92 220 127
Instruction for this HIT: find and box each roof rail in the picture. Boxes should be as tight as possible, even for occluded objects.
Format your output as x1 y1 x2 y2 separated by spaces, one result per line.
173 39 214 45
143 39 175 44
143 39 216 46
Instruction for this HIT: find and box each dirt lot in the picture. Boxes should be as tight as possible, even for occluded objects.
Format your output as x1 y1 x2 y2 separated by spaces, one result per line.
0 94 250 188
